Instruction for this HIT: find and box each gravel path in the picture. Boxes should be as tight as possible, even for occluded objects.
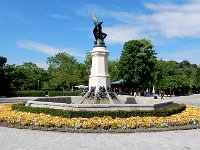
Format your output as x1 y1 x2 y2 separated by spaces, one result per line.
0 94 200 149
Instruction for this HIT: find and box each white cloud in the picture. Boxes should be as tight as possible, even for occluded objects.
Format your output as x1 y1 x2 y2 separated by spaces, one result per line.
66 2 200 64
71 3 135 24
146 1 200 38
104 25 146 44
145 1 200 12
47 14 70 20
18 40 59 55
62 48 85 58
17 40 85 58
81 1 200 44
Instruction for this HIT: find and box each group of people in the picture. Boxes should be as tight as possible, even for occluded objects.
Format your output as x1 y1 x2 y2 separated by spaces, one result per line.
153 90 164 99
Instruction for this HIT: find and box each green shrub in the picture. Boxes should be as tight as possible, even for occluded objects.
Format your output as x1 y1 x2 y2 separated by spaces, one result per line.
4 91 45 97
4 90 82 97
12 103 186 118
12 103 71 118
48 90 82 96
17 91 45 97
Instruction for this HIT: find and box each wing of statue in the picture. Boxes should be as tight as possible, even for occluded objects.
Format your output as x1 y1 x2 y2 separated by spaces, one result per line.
92 13 98 26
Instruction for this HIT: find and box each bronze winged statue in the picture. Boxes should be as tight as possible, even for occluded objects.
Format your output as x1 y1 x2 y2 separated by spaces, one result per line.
92 13 107 47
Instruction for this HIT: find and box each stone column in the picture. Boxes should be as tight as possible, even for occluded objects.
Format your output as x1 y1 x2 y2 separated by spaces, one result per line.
89 46 110 94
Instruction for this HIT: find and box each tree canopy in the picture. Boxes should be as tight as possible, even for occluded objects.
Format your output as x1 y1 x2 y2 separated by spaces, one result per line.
0 56 8 95
45 52 80 90
108 59 119 81
1 38 200 96
118 39 157 94
153 60 199 95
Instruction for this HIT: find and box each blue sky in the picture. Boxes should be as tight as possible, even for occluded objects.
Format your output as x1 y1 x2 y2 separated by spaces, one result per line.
1 0 200 68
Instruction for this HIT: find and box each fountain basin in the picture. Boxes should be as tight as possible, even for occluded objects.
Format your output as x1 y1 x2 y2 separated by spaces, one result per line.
25 96 173 111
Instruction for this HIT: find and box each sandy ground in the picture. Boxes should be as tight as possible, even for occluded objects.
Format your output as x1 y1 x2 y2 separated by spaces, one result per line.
0 94 200 150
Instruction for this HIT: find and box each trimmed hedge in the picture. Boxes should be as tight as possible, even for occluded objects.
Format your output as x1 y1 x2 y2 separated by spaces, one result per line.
48 90 82 96
12 103 186 118
17 91 46 97
4 90 82 97
4 91 46 97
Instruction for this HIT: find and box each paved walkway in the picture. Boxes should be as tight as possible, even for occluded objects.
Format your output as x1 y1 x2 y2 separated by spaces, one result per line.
169 94 200 107
0 127 200 150
0 94 200 150
0 97 35 104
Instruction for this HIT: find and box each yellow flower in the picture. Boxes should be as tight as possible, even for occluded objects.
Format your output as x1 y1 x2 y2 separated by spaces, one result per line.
0 104 200 130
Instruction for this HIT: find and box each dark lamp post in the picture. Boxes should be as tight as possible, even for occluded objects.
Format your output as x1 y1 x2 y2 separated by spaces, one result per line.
38 80 39 90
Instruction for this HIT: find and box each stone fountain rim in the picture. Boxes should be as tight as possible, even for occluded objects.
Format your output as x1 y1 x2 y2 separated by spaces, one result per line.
25 97 173 110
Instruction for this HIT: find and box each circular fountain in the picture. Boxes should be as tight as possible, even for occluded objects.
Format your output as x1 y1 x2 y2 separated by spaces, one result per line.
26 14 173 111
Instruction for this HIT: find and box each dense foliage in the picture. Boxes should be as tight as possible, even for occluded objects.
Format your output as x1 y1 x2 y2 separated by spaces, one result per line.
48 90 82 96
108 60 119 81
4 91 46 97
12 102 186 118
1 38 200 96
153 60 199 95
0 56 8 95
118 39 157 94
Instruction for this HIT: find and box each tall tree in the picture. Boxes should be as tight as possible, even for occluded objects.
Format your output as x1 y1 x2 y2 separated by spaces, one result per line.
76 63 89 85
118 39 157 94
108 59 119 81
179 60 197 94
84 52 92 75
46 52 79 90
4 62 48 90
194 66 200 92
78 52 92 85
19 62 48 90
0 56 7 95
154 60 181 95
153 60 197 95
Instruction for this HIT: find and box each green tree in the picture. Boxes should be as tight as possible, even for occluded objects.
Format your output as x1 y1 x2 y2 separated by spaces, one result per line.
76 63 89 85
153 60 180 94
118 39 157 94
77 52 92 85
5 62 48 90
84 52 92 75
194 66 200 92
0 56 8 95
108 59 119 81
46 52 80 90
179 60 197 94
4 64 19 90
153 60 196 96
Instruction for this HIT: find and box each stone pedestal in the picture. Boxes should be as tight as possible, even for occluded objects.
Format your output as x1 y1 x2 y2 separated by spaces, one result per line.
89 46 110 94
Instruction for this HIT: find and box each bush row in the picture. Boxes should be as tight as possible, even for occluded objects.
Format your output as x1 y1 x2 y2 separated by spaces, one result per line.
48 90 82 96
4 91 46 97
12 103 186 118
4 90 82 97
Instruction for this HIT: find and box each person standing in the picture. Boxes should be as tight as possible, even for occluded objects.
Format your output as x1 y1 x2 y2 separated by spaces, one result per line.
161 90 164 99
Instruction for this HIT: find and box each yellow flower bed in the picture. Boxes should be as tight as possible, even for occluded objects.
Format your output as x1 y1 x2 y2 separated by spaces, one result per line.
0 104 200 130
